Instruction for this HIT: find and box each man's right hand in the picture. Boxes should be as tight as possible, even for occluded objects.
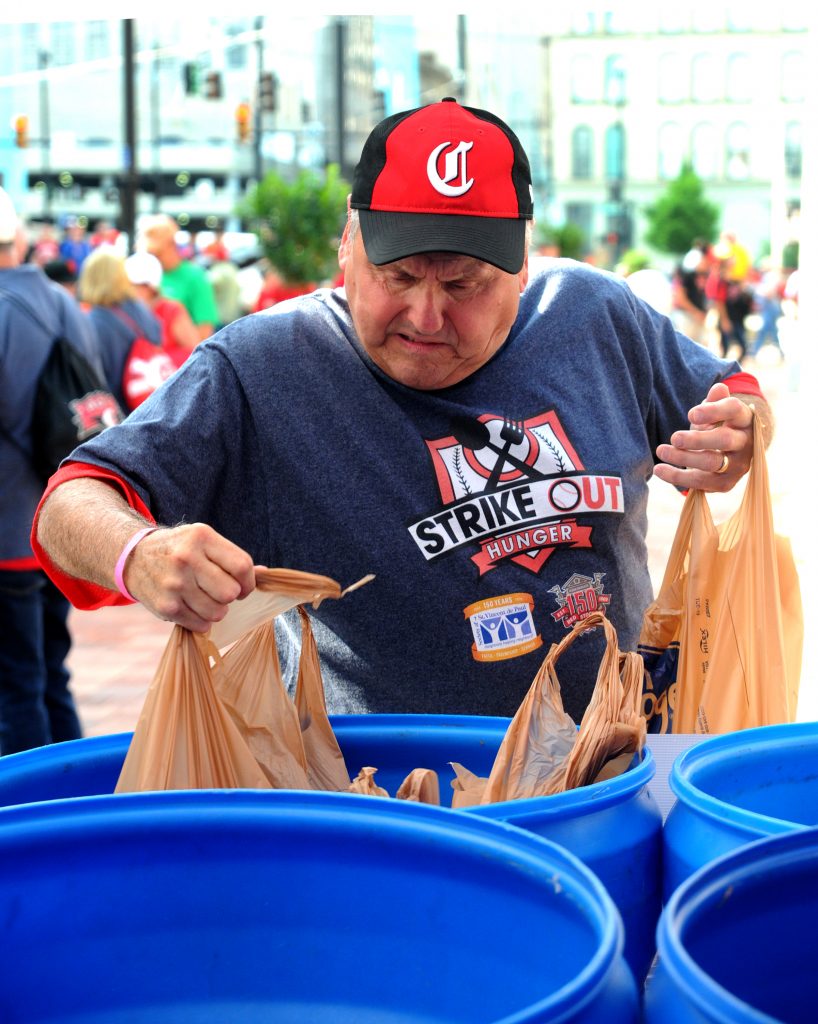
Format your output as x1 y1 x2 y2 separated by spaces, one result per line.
123 522 256 632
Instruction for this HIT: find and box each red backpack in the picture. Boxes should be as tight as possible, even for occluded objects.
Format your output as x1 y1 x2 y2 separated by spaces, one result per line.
111 307 176 410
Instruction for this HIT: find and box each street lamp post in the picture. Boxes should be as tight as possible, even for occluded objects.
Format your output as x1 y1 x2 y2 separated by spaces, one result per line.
606 60 627 266
121 19 138 253
38 50 52 218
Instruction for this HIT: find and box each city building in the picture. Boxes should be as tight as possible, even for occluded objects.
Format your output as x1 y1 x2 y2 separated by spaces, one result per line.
0 10 808 267
542 7 808 266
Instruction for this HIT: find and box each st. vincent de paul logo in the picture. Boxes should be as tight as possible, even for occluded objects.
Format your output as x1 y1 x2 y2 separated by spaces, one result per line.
407 410 624 576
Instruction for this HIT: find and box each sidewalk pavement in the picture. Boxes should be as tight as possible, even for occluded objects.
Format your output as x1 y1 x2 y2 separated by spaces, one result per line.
65 340 816 739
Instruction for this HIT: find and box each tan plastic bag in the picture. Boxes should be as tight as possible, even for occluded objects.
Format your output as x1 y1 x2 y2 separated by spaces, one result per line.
115 568 367 793
452 611 645 805
348 766 389 797
396 768 441 805
640 415 803 733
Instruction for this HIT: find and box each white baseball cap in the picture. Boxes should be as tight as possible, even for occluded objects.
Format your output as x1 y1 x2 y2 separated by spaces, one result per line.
124 250 163 289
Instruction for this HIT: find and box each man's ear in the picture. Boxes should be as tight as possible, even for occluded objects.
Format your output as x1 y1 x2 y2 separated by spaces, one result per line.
518 251 529 292
338 195 353 270
338 221 352 270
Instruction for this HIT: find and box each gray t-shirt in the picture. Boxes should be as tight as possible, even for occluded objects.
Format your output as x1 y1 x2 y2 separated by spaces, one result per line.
71 260 741 720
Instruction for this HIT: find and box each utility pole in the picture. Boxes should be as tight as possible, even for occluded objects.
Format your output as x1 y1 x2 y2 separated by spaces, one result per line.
121 19 138 252
38 50 52 218
254 16 264 183
456 15 467 102
334 17 346 175
150 33 161 213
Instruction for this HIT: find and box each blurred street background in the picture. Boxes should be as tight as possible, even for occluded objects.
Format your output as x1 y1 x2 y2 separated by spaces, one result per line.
2 8 816 735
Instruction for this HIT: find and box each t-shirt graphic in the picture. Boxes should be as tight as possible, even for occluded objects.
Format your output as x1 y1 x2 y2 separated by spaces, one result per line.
408 409 624 576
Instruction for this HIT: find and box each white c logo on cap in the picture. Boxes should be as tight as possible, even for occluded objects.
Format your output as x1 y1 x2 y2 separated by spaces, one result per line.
427 141 474 197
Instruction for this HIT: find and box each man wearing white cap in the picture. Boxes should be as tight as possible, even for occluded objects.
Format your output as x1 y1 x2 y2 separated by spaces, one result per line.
0 188 103 753
33 101 770 720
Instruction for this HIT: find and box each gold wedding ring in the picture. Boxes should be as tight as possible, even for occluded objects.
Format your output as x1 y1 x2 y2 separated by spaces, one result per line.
715 453 730 475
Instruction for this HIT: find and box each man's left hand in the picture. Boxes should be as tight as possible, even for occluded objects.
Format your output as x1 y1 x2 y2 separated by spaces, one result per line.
653 382 756 492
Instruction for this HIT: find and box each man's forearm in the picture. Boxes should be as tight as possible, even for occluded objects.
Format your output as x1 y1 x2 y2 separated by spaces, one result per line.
36 478 153 592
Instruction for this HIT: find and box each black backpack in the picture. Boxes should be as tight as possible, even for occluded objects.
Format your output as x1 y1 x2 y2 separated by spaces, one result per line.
0 287 123 482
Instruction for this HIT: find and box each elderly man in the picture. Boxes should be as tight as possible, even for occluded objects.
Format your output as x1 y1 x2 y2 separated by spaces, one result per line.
139 215 219 342
34 100 768 721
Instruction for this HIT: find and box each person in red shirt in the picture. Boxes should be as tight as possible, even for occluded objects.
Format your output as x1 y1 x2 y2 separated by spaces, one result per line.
124 252 200 368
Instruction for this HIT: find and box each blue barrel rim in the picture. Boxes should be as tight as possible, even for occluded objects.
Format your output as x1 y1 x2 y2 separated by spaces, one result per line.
0 716 655 819
668 722 817 836
332 715 655 818
656 827 818 1024
0 788 630 1023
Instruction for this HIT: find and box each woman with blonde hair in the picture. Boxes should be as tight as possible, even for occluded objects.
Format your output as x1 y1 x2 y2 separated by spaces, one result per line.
77 248 171 411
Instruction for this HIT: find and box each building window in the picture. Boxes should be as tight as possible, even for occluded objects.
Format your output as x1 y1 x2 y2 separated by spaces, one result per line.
785 121 802 177
781 51 806 102
725 5 752 31
570 54 600 103
605 122 626 181
49 22 76 67
226 22 249 69
691 3 723 33
658 11 688 33
84 20 109 61
692 122 719 179
691 53 720 102
658 52 686 102
571 125 594 179
658 122 685 179
604 55 626 105
19 23 41 71
570 11 596 35
725 122 751 179
726 53 752 102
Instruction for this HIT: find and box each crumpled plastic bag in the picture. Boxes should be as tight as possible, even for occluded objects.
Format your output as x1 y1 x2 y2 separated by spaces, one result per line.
451 612 645 806
115 568 371 794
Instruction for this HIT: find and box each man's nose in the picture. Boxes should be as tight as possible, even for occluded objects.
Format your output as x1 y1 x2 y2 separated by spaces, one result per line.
405 284 447 335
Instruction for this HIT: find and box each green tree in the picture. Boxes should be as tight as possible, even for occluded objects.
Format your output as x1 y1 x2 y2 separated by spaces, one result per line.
643 164 720 257
240 164 350 286
536 221 586 260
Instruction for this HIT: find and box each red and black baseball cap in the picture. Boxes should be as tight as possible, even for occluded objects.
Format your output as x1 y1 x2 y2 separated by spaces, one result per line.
351 98 533 274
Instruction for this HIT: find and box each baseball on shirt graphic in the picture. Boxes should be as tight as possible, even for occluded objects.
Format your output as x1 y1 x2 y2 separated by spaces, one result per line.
407 409 624 576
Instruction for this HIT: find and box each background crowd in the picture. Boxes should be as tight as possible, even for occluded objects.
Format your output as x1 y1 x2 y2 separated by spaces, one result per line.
24 213 799 383
613 231 799 365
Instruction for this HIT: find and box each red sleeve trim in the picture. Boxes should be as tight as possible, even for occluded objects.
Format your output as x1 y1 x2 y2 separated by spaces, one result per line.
723 371 765 401
31 461 156 610
0 557 41 571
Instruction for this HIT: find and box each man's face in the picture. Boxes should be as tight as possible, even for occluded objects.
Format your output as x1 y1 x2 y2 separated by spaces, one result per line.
144 226 176 270
339 227 527 390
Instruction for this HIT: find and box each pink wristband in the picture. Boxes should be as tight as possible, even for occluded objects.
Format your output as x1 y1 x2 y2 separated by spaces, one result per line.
114 526 158 603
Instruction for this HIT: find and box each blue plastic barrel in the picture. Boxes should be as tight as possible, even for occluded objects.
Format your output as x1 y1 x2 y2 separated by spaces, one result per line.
0 790 638 1023
645 827 818 1023
0 715 662 984
663 722 818 900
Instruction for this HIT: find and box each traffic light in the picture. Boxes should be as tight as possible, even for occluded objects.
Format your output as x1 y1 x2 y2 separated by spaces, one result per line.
13 114 28 148
259 71 278 113
183 62 200 96
235 102 251 143
205 71 223 100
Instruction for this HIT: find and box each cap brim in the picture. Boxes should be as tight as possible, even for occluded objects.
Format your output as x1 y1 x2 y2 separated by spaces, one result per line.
358 209 527 274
